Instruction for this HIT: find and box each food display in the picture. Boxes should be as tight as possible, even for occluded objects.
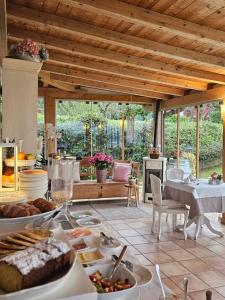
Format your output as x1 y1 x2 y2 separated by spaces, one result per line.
0 198 55 218
0 229 50 257
65 227 92 240
79 249 104 264
89 270 132 293
0 238 72 292
72 240 88 251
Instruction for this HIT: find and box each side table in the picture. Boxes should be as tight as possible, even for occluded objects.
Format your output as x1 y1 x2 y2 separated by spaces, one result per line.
125 184 139 207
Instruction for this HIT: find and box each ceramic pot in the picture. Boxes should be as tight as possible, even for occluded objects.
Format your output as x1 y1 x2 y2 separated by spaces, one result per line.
96 169 107 183
128 178 136 186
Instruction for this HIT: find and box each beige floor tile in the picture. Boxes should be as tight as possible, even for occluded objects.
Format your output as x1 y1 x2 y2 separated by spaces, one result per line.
118 229 139 237
170 274 209 292
186 247 216 258
189 289 224 300
175 240 198 249
159 262 190 276
196 237 220 246
207 244 225 255
158 241 182 251
136 227 152 235
162 277 183 295
127 245 140 255
144 251 173 264
125 235 149 244
112 223 130 230
166 249 196 261
144 265 167 278
180 259 214 274
142 234 158 242
201 256 225 270
215 286 225 297
135 254 152 266
196 271 225 288
134 243 161 253
129 222 148 229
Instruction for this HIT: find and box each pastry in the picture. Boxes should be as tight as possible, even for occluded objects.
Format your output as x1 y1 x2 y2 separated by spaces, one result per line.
33 198 55 213
0 238 72 292
5 236 34 247
0 241 26 250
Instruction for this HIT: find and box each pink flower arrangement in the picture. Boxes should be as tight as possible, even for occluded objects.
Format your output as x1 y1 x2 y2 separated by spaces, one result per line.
211 172 222 181
16 39 39 57
89 153 113 170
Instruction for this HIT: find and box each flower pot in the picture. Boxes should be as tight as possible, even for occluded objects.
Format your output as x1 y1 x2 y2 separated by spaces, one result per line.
128 178 136 186
96 169 107 183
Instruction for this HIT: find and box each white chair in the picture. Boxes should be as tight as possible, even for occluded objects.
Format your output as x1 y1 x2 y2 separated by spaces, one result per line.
166 168 184 180
150 174 189 240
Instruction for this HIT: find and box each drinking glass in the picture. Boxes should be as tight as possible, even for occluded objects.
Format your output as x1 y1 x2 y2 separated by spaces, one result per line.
51 159 75 215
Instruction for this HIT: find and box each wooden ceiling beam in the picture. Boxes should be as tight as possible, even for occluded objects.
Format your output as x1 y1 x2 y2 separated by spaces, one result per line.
39 71 169 100
0 0 7 64
161 86 225 110
8 27 225 85
42 63 184 96
7 3 225 69
61 0 225 48
47 50 207 91
38 87 155 105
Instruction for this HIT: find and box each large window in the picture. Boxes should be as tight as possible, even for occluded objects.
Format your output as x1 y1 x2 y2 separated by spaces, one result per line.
163 102 223 178
56 101 154 164
199 103 222 178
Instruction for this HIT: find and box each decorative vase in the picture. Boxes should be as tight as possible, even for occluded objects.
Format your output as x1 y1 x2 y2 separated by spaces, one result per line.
96 169 107 183
128 178 136 186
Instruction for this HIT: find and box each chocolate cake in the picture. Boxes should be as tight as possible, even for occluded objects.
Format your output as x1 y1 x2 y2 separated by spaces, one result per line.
0 238 72 293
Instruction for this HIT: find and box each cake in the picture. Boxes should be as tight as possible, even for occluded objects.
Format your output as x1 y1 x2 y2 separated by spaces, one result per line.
0 238 72 293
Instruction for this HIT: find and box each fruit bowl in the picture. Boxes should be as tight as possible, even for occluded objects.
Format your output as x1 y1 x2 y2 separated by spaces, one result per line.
5 159 36 167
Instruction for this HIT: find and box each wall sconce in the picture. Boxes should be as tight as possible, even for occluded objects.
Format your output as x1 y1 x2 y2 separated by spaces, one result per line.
221 102 225 121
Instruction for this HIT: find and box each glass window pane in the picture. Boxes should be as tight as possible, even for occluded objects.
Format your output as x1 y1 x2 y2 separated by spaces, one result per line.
164 110 178 168
199 103 222 178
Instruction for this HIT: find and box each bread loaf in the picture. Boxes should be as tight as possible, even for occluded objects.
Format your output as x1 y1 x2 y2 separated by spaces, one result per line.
0 238 72 292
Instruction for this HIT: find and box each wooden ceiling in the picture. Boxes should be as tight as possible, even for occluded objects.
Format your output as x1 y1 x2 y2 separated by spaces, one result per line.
5 0 225 108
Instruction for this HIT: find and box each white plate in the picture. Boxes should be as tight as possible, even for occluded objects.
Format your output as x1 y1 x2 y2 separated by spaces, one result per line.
76 217 101 228
65 228 94 241
0 252 76 300
132 265 152 287
71 211 93 219
5 159 36 167
21 255 98 300
0 191 27 205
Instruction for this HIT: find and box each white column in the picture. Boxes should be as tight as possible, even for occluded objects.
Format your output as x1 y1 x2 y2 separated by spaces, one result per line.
2 58 42 154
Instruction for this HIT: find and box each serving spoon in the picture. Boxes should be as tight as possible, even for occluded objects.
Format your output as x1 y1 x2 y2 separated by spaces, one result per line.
107 245 127 280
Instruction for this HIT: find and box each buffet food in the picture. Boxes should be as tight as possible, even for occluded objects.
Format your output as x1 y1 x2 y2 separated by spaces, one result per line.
0 229 50 257
0 238 72 292
65 227 92 240
79 249 104 264
0 198 55 218
89 270 132 293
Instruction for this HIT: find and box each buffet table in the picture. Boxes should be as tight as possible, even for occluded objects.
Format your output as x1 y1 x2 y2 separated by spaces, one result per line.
164 179 225 239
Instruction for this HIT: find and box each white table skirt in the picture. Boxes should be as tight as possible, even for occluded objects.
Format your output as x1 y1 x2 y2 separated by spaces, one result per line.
164 179 225 218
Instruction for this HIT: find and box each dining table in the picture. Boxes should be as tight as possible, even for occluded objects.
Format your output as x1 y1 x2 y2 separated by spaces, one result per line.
164 179 225 239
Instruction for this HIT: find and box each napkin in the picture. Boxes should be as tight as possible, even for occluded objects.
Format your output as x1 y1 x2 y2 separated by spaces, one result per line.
184 176 191 184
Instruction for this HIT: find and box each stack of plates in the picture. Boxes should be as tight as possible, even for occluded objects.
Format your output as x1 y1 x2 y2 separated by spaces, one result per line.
19 170 48 200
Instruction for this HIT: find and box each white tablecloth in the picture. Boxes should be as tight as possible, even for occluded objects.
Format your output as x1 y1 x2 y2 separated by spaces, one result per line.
164 179 225 218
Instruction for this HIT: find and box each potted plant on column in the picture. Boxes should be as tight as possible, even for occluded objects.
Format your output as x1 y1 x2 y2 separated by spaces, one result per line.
89 153 113 183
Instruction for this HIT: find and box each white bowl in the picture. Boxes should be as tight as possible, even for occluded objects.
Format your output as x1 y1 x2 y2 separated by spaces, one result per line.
85 263 137 300
5 159 36 168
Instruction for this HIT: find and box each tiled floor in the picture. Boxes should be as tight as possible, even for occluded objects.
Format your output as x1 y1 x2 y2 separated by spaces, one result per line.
72 200 225 299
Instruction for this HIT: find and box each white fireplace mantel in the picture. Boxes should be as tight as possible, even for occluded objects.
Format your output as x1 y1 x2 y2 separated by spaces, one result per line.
2 58 42 154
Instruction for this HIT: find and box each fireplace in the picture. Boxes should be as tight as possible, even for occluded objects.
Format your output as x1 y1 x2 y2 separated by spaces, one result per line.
143 157 167 202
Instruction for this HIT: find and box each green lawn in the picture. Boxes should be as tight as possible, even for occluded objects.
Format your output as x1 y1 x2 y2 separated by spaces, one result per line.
199 165 222 179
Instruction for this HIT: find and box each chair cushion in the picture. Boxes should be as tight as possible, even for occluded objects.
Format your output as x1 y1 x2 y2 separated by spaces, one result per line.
162 199 186 209
112 162 132 182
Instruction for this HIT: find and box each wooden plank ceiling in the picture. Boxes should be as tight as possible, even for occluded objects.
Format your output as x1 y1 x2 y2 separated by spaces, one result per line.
6 0 225 108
